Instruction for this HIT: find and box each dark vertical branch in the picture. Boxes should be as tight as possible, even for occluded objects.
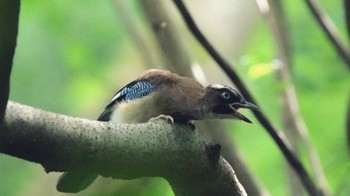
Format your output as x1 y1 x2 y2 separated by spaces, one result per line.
345 0 350 41
304 0 350 69
172 0 323 195
342 0 350 157
0 0 20 121
138 1 266 194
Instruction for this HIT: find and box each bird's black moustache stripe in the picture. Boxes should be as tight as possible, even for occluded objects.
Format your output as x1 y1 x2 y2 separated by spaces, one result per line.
212 104 233 114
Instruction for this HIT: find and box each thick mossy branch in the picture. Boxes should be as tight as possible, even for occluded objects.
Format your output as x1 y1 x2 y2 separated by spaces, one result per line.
0 101 246 196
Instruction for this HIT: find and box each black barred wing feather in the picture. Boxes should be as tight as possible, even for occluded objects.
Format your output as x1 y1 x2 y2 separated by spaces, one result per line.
115 80 157 102
97 80 157 121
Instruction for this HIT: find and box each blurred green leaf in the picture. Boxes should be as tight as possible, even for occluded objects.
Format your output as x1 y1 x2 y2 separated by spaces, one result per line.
248 62 274 80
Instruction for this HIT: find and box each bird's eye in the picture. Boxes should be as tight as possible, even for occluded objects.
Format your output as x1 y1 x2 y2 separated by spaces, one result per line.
220 91 231 99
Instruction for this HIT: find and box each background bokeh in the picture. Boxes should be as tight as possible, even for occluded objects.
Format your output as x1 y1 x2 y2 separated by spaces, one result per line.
3 0 350 195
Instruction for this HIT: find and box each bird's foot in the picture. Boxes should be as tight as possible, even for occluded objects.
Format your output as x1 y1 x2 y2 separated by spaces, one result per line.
151 114 174 124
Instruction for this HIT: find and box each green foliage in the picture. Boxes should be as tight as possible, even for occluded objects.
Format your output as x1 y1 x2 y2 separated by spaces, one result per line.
235 1 350 195
11 0 127 114
3 0 350 195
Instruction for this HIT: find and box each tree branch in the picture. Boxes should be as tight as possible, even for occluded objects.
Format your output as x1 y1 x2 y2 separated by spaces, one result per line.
258 0 331 194
172 0 323 195
138 1 266 194
1 101 246 196
345 0 350 42
140 0 193 77
305 0 350 70
0 0 20 121
203 123 269 196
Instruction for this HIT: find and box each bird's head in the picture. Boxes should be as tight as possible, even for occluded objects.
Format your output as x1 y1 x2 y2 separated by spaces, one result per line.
200 84 258 123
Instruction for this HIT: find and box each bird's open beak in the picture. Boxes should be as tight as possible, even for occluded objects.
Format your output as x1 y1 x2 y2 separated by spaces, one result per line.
230 101 258 123
231 101 259 111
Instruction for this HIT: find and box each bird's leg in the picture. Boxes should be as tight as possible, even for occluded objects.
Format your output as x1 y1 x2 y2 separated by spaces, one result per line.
151 114 174 124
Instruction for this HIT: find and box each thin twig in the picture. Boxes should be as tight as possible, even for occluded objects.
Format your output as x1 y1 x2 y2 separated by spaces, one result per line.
192 65 268 196
203 123 270 196
258 0 303 194
305 0 350 70
138 1 266 194
259 0 331 194
0 0 20 121
172 0 323 195
336 0 350 159
345 0 350 42
345 3 350 156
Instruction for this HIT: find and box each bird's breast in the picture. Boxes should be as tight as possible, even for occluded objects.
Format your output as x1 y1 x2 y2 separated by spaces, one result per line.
109 86 203 123
109 94 160 123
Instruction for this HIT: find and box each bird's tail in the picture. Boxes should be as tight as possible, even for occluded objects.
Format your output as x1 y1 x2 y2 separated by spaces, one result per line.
56 171 98 193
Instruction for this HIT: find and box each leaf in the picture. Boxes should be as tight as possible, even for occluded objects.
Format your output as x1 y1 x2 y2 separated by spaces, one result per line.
248 63 274 80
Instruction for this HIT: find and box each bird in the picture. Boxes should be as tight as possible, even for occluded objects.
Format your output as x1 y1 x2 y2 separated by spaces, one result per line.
56 69 258 193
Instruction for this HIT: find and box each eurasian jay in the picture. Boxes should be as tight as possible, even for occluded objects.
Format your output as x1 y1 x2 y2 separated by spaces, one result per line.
56 69 258 193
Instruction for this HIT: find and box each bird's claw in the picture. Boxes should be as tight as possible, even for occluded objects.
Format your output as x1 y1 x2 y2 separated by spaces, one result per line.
151 114 174 124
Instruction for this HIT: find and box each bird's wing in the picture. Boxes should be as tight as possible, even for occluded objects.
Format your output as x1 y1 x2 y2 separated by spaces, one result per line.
97 80 157 121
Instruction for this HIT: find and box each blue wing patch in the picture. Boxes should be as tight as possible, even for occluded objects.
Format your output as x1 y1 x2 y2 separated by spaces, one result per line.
113 80 157 102
97 80 156 121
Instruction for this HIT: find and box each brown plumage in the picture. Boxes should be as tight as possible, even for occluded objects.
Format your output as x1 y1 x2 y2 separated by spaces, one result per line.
101 69 258 124
56 69 258 193
135 69 204 122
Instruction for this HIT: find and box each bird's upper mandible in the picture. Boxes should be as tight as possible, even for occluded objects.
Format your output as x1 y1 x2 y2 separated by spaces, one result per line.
99 69 258 124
